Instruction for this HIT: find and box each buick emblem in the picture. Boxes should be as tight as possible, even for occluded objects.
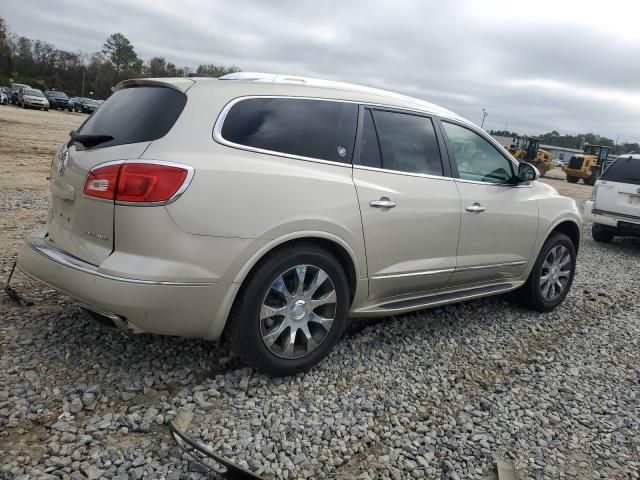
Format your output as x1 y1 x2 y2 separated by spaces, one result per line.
58 151 69 176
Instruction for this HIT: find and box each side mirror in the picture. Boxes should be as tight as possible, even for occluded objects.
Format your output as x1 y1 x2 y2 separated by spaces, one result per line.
518 162 539 182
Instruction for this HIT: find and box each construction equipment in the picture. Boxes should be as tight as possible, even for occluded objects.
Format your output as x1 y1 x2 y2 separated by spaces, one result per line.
508 136 553 177
562 144 612 185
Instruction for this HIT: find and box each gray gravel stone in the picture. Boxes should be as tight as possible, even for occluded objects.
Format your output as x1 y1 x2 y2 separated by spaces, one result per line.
2 182 640 479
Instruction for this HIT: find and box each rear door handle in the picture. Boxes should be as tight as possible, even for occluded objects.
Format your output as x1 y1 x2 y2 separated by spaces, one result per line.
370 198 396 209
465 203 485 213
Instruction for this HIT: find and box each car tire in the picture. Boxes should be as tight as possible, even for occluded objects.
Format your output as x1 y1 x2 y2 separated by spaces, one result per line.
586 169 600 186
44 108 49 112
226 244 349 376
566 175 579 183
518 232 576 312
592 223 614 243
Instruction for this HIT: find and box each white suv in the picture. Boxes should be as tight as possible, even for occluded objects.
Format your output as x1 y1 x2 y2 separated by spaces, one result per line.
585 154 640 242
18 73 581 375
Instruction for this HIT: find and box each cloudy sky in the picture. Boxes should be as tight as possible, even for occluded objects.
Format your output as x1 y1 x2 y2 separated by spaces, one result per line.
3 0 640 143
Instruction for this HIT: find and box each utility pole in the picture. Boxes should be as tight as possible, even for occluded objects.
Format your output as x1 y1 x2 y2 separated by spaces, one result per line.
614 134 619 154
81 66 85 98
481 108 488 129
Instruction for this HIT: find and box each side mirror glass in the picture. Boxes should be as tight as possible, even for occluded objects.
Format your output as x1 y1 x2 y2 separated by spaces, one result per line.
518 162 539 182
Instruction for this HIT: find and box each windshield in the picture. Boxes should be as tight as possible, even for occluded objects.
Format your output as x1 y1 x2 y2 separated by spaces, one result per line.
12 83 29 90
48 91 67 98
24 89 44 97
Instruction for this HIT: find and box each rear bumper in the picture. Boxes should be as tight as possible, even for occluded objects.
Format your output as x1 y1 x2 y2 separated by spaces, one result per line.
17 228 226 339
584 200 640 230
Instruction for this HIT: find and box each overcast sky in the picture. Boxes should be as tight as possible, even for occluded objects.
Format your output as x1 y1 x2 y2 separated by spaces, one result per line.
3 0 639 143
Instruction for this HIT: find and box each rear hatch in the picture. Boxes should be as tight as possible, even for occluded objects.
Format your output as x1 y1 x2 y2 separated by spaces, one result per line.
47 81 190 265
596 156 640 220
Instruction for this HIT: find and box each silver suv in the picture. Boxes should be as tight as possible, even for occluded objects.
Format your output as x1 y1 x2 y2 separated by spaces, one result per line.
18 73 581 375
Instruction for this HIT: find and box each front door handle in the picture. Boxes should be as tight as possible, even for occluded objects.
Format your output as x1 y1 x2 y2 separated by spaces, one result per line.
465 203 485 213
370 198 396 209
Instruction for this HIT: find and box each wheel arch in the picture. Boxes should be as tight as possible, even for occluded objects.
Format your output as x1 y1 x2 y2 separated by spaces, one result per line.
232 233 361 302
546 219 581 253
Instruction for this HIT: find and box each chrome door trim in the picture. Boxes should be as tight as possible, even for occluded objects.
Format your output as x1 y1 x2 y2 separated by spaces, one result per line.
353 164 454 181
371 267 455 281
454 260 528 273
454 178 533 188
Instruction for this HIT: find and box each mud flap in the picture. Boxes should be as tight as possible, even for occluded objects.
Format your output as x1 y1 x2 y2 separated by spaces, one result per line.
169 409 265 479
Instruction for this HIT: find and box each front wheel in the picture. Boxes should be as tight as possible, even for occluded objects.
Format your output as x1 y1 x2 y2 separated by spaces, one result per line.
518 233 576 312
226 244 349 376
566 175 579 183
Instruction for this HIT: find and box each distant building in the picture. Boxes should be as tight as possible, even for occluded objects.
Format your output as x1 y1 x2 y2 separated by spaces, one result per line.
540 145 582 163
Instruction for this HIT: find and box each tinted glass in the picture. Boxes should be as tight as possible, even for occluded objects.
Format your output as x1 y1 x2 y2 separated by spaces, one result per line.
75 86 186 150
442 122 514 184
373 110 442 175
221 98 355 162
601 157 640 185
359 109 382 168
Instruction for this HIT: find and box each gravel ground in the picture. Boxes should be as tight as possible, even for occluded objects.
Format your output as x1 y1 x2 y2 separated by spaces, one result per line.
1 106 639 479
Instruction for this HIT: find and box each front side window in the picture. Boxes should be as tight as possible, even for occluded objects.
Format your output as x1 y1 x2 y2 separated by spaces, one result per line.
442 122 514 184
220 98 357 163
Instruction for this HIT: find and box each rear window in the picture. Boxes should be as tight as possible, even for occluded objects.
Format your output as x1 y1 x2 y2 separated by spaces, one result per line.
75 86 186 150
220 97 357 163
601 157 640 185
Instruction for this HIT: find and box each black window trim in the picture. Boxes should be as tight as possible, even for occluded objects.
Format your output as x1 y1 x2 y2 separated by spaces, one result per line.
213 95 357 169
353 104 453 180
435 117 531 188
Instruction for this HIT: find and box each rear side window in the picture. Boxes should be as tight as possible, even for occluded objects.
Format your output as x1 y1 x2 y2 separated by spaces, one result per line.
75 86 186 150
357 108 443 176
373 110 443 175
601 157 640 185
220 98 357 163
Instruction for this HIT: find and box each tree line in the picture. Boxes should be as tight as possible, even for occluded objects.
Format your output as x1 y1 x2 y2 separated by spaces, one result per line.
0 17 240 100
489 129 639 155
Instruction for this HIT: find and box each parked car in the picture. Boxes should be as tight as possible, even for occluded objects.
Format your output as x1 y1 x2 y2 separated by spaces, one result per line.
44 90 71 110
584 154 640 242
0 86 11 99
17 73 581 376
18 88 49 110
0 92 7 105
78 97 100 114
10 83 31 104
68 97 81 112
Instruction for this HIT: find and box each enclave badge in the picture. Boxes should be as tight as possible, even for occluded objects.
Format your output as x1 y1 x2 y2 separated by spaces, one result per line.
58 151 69 176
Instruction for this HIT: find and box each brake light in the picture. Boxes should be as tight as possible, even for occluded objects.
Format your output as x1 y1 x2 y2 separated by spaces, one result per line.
83 164 120 200
83 163 190 203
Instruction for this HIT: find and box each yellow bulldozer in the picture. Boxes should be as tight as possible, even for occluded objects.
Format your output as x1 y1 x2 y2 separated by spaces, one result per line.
562 144 612 185
508 136 553 177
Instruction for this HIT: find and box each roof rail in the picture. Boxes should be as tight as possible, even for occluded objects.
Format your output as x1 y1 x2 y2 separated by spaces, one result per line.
218 72 449 113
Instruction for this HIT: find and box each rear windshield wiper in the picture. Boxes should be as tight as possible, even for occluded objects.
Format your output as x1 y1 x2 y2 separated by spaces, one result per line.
70 130 114 147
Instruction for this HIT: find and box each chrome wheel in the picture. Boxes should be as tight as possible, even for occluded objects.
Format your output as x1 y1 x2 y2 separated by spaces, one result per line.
260 264 337 359
539 245 571 301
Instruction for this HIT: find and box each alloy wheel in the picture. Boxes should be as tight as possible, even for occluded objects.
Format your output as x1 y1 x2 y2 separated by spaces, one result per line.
539 245 572 301
260 264 337 359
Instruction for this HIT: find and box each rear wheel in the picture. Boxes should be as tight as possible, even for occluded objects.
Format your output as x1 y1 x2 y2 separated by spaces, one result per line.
566 175 579 183
592 223 614 243
518 233 576 312
226 244 349 376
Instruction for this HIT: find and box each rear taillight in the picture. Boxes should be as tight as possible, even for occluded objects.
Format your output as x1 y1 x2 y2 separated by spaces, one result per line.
83 164 120 200
83 162 190 204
